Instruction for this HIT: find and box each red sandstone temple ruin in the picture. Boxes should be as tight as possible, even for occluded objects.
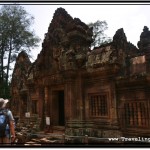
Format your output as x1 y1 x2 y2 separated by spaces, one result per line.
10 8 150 138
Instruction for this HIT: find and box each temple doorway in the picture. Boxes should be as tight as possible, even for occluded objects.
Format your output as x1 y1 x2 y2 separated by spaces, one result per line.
52 90 65 126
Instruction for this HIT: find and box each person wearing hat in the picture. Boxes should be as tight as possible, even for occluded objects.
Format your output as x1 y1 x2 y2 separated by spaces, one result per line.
0 98 15 144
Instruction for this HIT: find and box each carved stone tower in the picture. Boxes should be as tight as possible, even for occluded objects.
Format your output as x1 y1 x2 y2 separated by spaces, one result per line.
138 26 150 73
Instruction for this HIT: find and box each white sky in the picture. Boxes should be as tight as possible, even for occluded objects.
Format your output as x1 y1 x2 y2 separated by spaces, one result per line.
3 3 150 62
20 4 150 62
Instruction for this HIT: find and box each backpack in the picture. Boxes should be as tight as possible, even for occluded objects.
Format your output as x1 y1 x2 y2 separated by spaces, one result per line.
0 109 9 137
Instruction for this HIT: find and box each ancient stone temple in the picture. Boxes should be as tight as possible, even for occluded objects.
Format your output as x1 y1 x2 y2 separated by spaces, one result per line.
11 8 150 138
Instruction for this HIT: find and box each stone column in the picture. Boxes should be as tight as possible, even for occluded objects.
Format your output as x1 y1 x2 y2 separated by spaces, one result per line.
44 86 49 117
110 80 123 137
27 88 31 113
37 87 44 118
18 94 22 118
42 86 50 130
110 81 119 126
38 87 45 129
77 73 83 120
65 81 72 121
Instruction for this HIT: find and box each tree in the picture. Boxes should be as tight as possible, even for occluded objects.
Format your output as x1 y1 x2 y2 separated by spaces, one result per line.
88 20 112 48
0 5 40 98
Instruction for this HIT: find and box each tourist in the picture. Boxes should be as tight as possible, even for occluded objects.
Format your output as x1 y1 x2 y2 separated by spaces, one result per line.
0 98 15 144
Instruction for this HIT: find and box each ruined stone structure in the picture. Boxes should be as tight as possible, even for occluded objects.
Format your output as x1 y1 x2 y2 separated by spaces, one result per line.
11 8 150 139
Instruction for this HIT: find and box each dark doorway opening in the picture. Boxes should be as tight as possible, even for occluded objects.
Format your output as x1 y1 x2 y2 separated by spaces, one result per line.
58 91 65 126
52 90 65 126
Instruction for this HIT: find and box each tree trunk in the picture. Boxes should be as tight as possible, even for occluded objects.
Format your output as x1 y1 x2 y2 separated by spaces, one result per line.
0 44 5 97
0 43 4 84
6 39 12 84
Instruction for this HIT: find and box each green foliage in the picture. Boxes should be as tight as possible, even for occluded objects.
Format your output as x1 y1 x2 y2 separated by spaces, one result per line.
0 81 11 99
88 20 112 48
0 5 40 57
0 4 40 98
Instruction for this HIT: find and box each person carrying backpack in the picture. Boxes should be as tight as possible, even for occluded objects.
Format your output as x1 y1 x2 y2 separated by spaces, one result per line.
0 98 15 144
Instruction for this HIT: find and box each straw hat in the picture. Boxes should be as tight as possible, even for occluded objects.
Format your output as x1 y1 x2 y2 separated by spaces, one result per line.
0 98 9 109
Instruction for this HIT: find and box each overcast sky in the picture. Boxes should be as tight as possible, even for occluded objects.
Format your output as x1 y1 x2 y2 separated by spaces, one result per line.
12 4 150 61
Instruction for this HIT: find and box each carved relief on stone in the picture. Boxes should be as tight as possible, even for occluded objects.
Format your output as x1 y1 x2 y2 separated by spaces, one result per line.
86 45 117 70
45 74 64 85
52 46 77 71
11 51 31 91
52 47 61 71
113 28 127 50
117 49 125 65
59 48 67 70
138 26 150 51
75 53 86 68
100 46 113 63
35 8 93 73
65 128 73 136
86 51 95 69
27 68 34 83
65 48 76 70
